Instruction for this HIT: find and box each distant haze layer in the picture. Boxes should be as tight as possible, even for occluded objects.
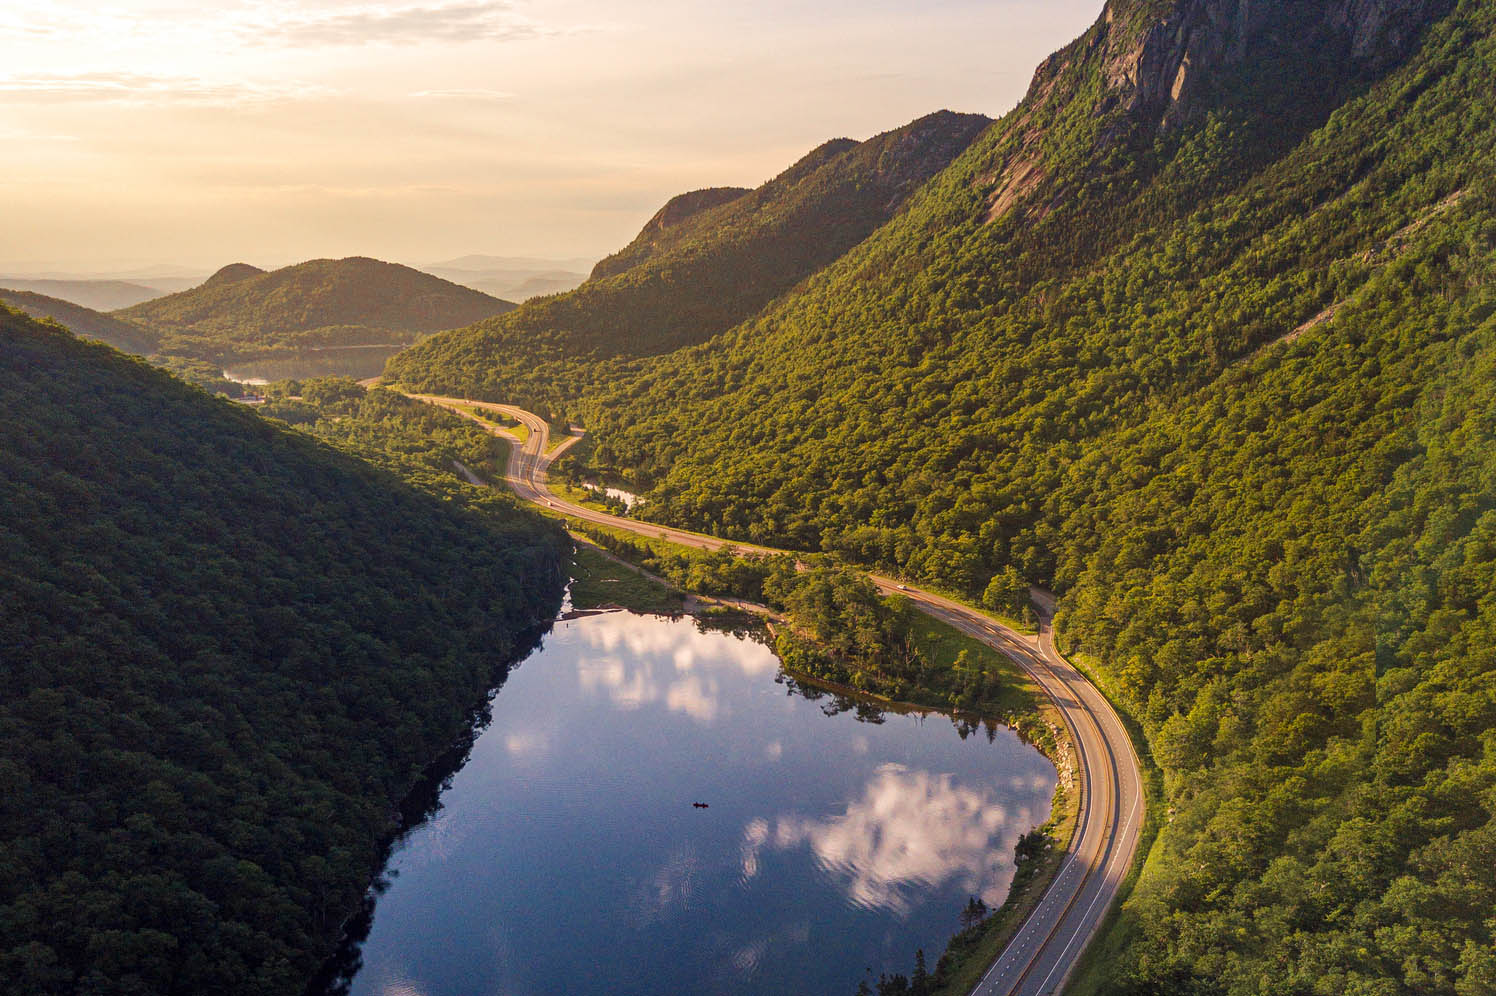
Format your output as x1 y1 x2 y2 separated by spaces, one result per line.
0 0 1096 270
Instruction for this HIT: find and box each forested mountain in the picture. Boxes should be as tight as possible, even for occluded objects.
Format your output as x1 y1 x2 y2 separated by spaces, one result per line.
587 185 752 280
0 287 159 355
199 262 265 288
390 0 1495 992
0 306 569 996
118 257 516 363
383 110 992 411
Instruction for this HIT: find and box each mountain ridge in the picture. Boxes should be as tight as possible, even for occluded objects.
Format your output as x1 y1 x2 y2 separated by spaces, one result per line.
0 304 568 996
415 2 1493 993
384 109 994 414
0 287 159 355
589 186 753 281
201 262 266 289
120 256 516 364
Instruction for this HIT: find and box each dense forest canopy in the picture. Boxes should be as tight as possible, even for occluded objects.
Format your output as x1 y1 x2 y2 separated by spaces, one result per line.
587 185 754 281
377 0 1496 992
0 307 569 996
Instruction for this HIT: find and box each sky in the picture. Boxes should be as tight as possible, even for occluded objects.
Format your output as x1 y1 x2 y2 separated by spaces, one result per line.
0 0 1100 273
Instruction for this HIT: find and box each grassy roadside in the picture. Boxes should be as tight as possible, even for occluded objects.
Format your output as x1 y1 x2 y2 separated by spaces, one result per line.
894 578 1039 638
551 480 628 516
546 431 579 454
568 542 685 615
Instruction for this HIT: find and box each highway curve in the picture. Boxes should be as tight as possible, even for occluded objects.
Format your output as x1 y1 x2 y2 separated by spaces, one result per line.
411 392 1146 996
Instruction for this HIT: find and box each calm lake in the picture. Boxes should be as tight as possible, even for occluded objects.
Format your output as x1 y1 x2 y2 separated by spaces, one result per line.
327 610 1056 996
222 345 407 384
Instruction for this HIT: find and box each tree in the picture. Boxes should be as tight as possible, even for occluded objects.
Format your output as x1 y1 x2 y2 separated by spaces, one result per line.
981 567 1029 620
960 895 990 930
911 949 931 995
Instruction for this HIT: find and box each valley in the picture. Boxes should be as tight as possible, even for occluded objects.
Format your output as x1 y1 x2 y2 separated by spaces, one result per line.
391 391 1144 996
5 0 1494 994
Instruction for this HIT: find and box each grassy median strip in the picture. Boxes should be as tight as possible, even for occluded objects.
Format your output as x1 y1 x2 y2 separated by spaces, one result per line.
452 402 528 442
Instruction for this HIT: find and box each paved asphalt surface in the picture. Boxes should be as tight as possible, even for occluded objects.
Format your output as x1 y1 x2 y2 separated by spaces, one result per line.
412 393 1145 996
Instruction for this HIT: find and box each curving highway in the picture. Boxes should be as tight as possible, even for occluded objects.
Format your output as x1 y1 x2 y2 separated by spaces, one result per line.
410 392 1144 996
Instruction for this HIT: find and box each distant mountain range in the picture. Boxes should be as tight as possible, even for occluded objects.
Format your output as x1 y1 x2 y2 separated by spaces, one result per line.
417 255 595 302
0 255 597 313
3 257 521 392
427 254 597 272
0 277 185 311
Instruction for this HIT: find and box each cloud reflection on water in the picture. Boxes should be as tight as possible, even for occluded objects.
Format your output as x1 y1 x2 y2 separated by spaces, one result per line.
741 763 1037 914
570 613 777 724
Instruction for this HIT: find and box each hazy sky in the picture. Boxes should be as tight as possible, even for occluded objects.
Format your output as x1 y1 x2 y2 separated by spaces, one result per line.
1 0 1099 272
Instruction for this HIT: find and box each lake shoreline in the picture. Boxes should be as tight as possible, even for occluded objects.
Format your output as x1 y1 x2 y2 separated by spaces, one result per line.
568 541 1082 996
303 618 557 996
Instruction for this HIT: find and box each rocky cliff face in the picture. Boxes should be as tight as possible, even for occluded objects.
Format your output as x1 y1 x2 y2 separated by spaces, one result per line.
984 0 1449 222
1093 0 1451 129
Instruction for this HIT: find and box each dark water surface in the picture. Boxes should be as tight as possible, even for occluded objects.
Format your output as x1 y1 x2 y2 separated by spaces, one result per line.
222 345 406 384
334 612 1055 996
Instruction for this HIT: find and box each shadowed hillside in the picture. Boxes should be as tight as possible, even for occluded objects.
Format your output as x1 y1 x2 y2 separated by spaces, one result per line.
0 305 568 996
0 287 159 355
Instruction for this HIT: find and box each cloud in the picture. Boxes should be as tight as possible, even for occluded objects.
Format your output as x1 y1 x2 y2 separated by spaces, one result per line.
0 3 108 40
503 730 547 757
410 88 516 101
0 126 79 143
255 1 552 47
0 72 336 107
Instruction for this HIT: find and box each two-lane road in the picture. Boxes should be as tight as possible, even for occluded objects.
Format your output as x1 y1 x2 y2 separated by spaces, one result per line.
411 392 1144 996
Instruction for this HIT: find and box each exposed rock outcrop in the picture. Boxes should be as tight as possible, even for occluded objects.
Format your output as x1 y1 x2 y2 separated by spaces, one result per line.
983 0 1450 222
1095 0 1452 130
